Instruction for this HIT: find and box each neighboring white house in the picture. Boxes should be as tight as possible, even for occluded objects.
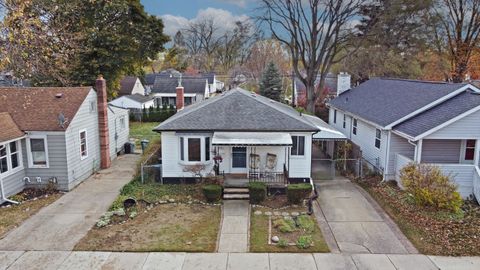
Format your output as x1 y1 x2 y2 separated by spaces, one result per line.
150 76 209 108
154 88 340 188
109 94 155 110
118 76 145 96
327 78 480 200
0 77 130 204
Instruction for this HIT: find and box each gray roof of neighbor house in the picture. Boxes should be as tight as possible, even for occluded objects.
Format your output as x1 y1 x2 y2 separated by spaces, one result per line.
151 77 207 95
393 91 480 137
119 76 142 96
124 94 154 104
154 88 319 132
328 78 468 127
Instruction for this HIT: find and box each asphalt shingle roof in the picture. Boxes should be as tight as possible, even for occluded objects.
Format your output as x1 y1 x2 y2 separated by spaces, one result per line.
393 91 480 137
151 77 207 96
119 76 141 96
328 78 467 127
154 88 318 132
125 94 154 103
0 112 24 142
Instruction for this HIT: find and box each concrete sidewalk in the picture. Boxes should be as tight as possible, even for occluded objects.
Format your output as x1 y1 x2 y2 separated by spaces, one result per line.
0 154 140 251
217 200 250 252
1 251 479 270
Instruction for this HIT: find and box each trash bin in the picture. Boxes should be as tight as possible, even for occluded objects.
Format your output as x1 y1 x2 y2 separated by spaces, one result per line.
140 139 150 154
124 142 135 154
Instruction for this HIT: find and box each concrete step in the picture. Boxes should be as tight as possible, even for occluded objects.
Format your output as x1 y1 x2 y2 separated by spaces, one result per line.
223 193 250 200
224 188 249 194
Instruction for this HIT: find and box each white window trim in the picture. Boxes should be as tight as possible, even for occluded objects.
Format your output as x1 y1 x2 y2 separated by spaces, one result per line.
291 135 306 157
352 118 358 135
79 129 88 160
375 129 382 149
460 139 476 164
178 136 212 165
26 135 49 168
0 140 24 177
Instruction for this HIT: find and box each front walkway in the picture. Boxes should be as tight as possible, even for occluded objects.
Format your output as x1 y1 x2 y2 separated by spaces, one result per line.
315 179 416 254
217 200 250 252
0 154 140 251
1 251 479 270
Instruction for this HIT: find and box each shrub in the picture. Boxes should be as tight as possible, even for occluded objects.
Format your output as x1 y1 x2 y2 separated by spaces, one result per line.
297 215 315 233
273 218 296 233
287 183 312 204
400 163 463 213
248 182 267 204
202 184 222 202
296 235 313 249
278 239 288 248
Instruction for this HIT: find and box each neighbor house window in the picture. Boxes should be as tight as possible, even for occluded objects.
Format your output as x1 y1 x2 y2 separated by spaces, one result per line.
0 146 7 173
343 115 346 129
184 97 193 106
464 140 476 161
205 137 210 161
353 118 358 135
333 110 337 124
28 136 48 167
0 141 22 174
180 137 185 161
120 117 126 129
375 129 381 149
80 130 88 160
291 136 305 156
9 141 19 169
188 138 201 162
89 101 96 113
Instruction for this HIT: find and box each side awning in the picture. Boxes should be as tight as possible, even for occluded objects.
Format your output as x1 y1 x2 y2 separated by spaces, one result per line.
302 114 347 141
212 132 292 146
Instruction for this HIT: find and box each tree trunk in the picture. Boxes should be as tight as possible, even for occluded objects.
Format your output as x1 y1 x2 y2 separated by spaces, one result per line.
305 84 316 114
452 59 469 83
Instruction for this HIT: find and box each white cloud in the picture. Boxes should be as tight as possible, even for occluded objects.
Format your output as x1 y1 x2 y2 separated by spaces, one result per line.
215 0 248 8
160 8 251 38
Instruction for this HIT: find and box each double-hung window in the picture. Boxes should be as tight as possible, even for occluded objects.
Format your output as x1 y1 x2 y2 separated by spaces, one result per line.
80 130 88 160
375 129 381 149
353 118 358 135
9 141 19 170
28 136 48 168
0 141 21 174
464 140 476 161
291 136 305 156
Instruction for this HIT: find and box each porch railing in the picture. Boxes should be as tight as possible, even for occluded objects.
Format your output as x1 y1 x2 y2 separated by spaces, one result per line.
248 163 288 186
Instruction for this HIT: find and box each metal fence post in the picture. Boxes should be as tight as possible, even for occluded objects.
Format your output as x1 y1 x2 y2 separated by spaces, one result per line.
141 163 144 184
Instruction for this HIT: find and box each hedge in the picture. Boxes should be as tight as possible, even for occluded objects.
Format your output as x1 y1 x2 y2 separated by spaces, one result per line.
287 183 312 204
248 182 267 204
202 184 223 202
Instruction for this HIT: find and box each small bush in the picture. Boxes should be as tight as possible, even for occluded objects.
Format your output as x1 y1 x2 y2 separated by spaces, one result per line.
297 215 315 233
296 235 313 249
248 182 267 204
400 163 463 213
273 218 296 233
278 239 288 248
202 184 222 202
287 183 312 204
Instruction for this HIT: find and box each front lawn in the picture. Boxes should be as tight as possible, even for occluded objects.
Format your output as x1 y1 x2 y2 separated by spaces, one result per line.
74 204 221 252
129 121 160 146
250 206 329 253
0 189 61 238
358 177 480 256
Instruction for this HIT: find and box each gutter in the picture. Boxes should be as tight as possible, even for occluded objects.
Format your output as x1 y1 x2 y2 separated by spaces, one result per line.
0 145 19 205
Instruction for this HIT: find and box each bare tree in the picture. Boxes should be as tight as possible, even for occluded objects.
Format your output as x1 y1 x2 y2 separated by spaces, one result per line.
432 0 480 82
257 0 364 113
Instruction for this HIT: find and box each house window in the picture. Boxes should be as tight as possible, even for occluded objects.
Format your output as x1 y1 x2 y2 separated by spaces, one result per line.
375 129 381 149
0 141 22 174
0 146 7 173
188 138 201 162
353 118 358 135
185 97 193 106
161 97 176 107
120 117 126 129
343 115 346 129
464 140 476 161
333 110 337 124
205 137 210 161
291 136 305 156
9 141 19 169
28 136 48 167
80 130 88 160
180 137 185 161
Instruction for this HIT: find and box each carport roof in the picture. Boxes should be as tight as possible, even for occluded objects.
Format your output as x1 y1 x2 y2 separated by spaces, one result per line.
302 114 347 141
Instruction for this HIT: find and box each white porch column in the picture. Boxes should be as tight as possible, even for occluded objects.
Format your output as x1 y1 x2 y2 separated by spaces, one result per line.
475 139 480 166
415 139 423 163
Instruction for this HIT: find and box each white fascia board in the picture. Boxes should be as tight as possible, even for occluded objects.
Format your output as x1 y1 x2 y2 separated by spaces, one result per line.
327 105 386 130
385 85 473 129
391 129 415 141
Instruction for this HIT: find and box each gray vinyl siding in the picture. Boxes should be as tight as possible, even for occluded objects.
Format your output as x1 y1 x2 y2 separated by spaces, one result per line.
0 166 26 202
421 139 461 163
65 89 101 190
108 106 130 159
426 109 480 139
22 134 69 190
436 164 475 198
387 133 415 179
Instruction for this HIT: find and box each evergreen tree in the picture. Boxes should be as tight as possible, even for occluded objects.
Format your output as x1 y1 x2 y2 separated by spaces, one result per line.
259 61 283 102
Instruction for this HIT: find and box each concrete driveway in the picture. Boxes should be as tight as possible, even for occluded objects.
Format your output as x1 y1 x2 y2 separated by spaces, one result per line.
0 154 140 251
315 179 416 254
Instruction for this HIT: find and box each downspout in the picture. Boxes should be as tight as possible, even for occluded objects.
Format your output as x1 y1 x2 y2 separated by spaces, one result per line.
382 131 391 182
0 145 19 204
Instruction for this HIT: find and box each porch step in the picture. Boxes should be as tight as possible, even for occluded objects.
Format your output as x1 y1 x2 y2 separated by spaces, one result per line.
224 188 249 194
223 193 250 200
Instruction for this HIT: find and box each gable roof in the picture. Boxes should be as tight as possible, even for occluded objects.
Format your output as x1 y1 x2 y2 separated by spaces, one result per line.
151 77 207 96
328 78 468 127
0 87 92 131
393 91 480 138
295 73 338 96
119 76 141 96
154 88 319 132
124 94 154 104
0 112 24 142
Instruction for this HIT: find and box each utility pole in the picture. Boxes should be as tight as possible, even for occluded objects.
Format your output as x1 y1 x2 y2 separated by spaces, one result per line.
291 70 296 107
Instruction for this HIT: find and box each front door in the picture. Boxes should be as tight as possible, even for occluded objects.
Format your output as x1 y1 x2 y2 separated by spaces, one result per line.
231 147 247 172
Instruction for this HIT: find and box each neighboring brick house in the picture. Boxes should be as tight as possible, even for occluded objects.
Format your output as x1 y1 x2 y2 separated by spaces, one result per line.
0 77 130 204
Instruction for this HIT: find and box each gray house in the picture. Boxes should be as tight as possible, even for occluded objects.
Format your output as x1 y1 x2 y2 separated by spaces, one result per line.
150 76 209 108
327 78 480 201
0 77 130 204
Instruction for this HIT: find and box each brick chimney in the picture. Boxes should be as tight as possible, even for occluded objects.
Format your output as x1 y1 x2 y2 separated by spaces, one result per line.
96 75 111 169
176 86 184 110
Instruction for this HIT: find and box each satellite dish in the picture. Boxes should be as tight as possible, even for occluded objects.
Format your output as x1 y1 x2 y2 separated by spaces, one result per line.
58 113 69 128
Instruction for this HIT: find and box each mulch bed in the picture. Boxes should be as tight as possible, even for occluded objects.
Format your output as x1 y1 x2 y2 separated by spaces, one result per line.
358 177 480 256
259 195 290 208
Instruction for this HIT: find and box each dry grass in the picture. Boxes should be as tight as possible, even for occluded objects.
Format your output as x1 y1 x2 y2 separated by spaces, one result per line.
0 193 62 238
74 204 221 252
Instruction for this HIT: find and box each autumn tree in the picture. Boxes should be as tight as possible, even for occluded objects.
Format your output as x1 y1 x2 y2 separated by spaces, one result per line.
257 0 365 113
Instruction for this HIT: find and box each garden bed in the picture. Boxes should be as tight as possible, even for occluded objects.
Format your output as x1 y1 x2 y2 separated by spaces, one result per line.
250 206 329 252
358 177 480 256
0 188 62 238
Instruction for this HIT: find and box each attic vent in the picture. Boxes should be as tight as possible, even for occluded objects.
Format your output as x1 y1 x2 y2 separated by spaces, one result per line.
55 93 63 98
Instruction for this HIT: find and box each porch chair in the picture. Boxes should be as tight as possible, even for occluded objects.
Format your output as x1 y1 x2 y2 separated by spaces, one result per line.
264 153 277 181
249 153 260 179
